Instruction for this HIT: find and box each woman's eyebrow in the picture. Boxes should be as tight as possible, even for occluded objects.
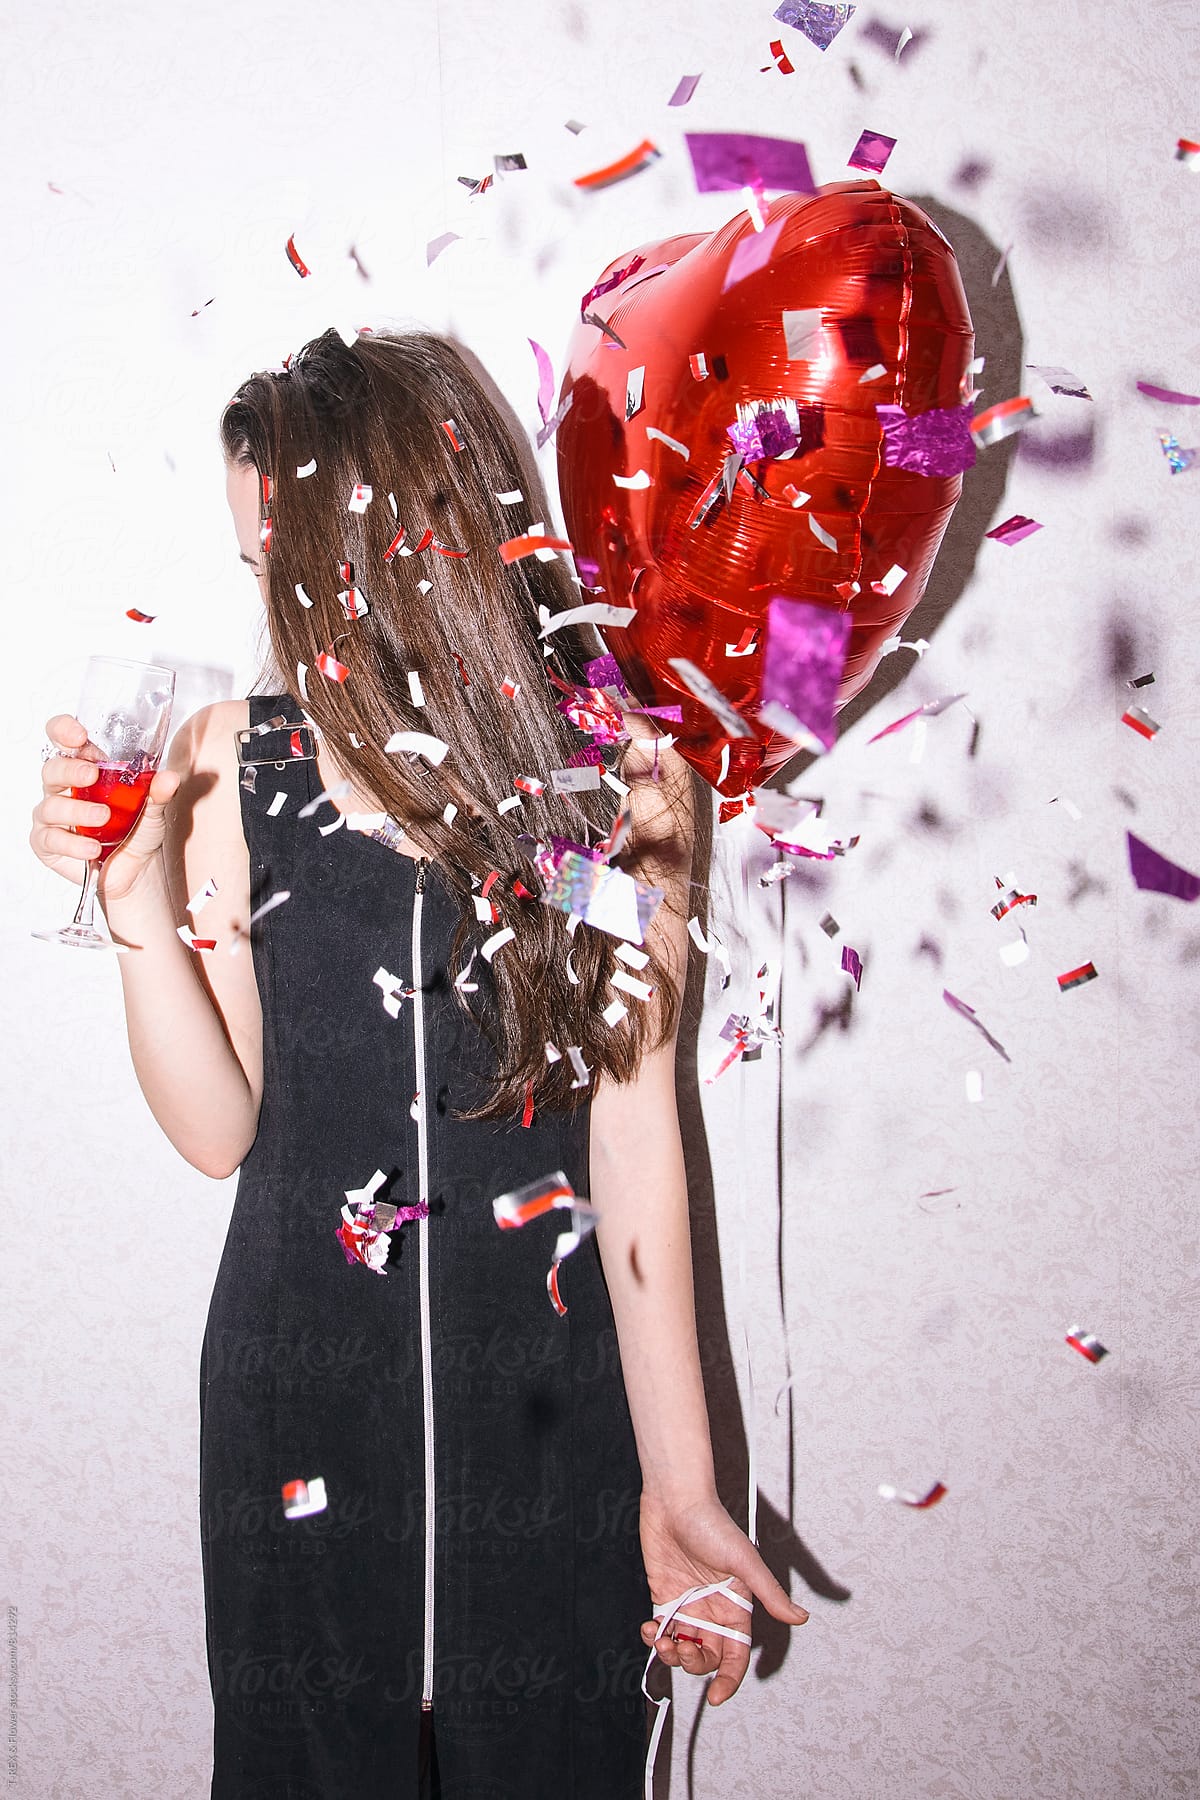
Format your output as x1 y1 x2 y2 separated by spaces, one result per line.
239 551 263 572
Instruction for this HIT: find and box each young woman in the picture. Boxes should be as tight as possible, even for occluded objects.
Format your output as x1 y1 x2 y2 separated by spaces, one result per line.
31 327 808 1799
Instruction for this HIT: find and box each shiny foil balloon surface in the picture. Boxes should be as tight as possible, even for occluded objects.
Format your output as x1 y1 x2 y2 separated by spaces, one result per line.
556 179 975 795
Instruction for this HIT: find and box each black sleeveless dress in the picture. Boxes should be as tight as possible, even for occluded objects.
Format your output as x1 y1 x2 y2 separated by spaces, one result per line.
199 694 651 1800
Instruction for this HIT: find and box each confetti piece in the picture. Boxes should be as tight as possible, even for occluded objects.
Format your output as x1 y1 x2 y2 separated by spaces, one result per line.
870 562 907 596
536 389 574 451
868 693 967 744
315 651 349 683
669 72 702 105
998 931 1029 967
773 1 856 52
841 945 863 989
625 365 646 421
259 519 272 553
426 231 460 265
123 607 156 624
496 488 524 506
1050 794 1082 820
552 765 602 793
878 1480 946 1508
1065 1326 1108 1364
539 601 637 638
247 890 290 930
382 526 408 563
762 37 796 72
1122 705 1160 740
285 235 310 277
848 129 896 174
499 533 573 568
991 885 1037 922
267 792 287 817
384 730 449 765
895 24 914 57
1128 672 1155 689
758 597 851 752
1175 137 1200 167
574 140 662 190
481 926 516 962
602 997 629 1027
298 780 351 820
348 484 373 513
187 876 219 918
667 656 755 739
282 1477 327 1518
296 458 317 478
990 243 1012 287
964 1070 983 1103
497 795 522 815
942 988 1011 1062
615 940 650 971
807 513 839 553
971 397 1038 448
525 339 557 428
611 968 654 1002
338 587 369 620
295 663 308 700
493 152 527 173
781 307 823 361
876 403 977 476
1127 832 1200 901
514 774 545 797
1136 380 1200 406
986 514 1043 546
685 131 814 194
373 966 406 1020
859 363 888 383
493 1170 599 1315
1057 961 1098 992
440 419 465 453
726 627 758 657
721 216 787 292
1026 364 1092 400
1158 431 1197 474
613 469 652 490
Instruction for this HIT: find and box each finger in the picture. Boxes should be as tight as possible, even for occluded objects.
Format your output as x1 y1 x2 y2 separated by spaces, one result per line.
32 824 101 863
41 754 101 795
706 1635 751 1706
727 1544 810 1626
147 767 181 805
45 714 88 748
38 796 111 831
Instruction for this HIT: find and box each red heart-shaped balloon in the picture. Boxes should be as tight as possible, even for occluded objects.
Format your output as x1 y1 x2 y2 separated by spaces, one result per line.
556 179 975 794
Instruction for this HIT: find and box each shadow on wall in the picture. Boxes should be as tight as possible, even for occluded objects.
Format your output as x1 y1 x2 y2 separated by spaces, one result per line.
668 197 1023 1791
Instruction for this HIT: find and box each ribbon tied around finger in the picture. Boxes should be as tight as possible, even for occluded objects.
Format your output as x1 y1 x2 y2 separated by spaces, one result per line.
641 1578 753 1798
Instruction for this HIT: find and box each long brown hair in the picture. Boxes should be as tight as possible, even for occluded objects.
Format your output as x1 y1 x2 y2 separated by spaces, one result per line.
220 327 682 1119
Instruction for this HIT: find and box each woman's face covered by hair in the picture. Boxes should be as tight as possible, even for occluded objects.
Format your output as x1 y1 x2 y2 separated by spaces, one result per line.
219 329 685 1119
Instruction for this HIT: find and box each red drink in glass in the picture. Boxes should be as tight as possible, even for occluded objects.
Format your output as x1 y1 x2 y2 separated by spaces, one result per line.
72 764 155 862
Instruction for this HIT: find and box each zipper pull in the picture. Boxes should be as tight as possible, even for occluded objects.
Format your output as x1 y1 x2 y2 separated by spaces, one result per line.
415 857 427 894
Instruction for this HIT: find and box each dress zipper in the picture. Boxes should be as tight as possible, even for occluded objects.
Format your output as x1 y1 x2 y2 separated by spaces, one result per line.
411 856 436 1713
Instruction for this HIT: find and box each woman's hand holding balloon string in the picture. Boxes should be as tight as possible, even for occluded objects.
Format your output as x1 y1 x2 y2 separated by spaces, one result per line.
638 1489 809 1704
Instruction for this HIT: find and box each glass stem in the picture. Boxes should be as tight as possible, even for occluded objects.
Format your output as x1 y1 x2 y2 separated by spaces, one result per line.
73 862 100 931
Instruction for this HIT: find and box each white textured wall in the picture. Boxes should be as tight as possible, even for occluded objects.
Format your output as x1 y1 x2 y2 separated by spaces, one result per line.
3 2 1199 1796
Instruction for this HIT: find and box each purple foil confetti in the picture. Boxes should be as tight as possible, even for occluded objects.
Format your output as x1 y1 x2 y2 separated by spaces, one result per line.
942 989 1011 1064
760 598 851 751
848 129 897 174
876 403 977 477
986 514 1044 545
841 945 863 989
528 338 555 426
773 1 856 51
1158 432 1198 474
578 254 645 321
728 407 797 461
584 654 628 695
722 217 787 291
1127 832 1200 901
685 132 815 195
669 73 702 106
1136 380 1200 406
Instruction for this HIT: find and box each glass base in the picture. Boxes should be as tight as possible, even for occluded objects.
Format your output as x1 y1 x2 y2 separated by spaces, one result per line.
31 923 124 951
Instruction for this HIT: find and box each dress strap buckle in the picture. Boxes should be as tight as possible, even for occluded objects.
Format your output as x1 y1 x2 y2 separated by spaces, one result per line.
236 717 319 770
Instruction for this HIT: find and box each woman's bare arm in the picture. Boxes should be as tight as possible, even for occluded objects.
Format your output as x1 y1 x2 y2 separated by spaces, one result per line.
85 701 262 1177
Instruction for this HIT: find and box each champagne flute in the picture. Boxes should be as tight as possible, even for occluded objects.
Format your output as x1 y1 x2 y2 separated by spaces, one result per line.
34 656 176 949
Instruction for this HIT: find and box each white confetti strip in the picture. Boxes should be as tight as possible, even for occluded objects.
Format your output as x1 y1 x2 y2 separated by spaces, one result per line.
611 969 653 1001
497 794 523 815
645 426 690 460
602 997 628 1027
615 941 650 969
496 487 524 504
296 458 317 479
384 731 449 765
808 513 838 552
348 483 373 513
539 602 637 639
267 791 287 816
965 1070 983 1103
295 583 314 608
481 925 516 962
407 670 426 707
612 469 652 490
545 1041 563 1063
